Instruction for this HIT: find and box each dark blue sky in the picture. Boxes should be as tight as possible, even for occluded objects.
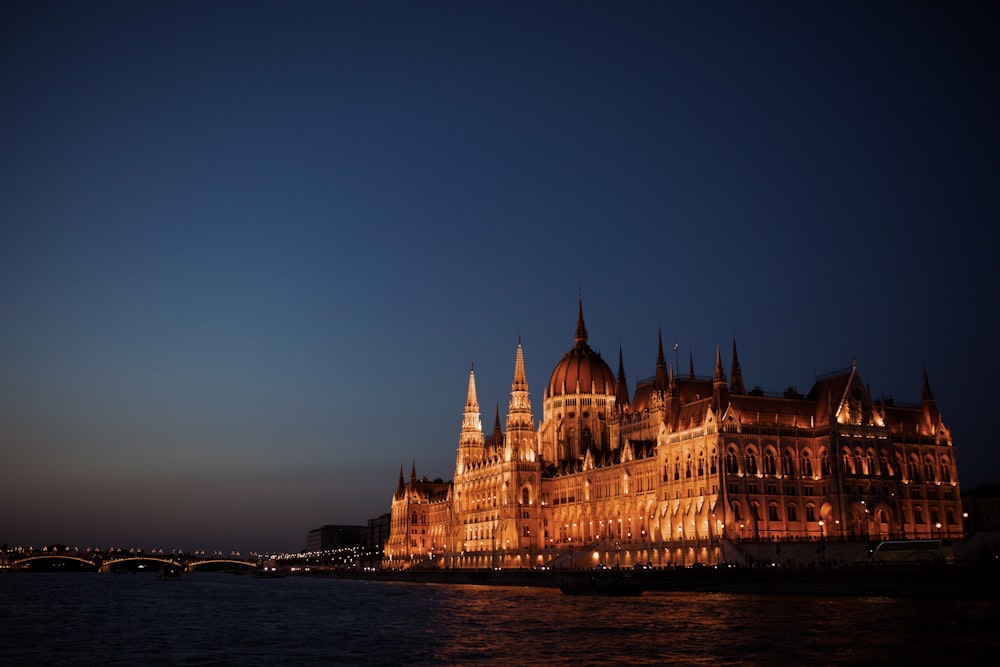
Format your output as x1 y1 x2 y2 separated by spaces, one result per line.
2 1 997 554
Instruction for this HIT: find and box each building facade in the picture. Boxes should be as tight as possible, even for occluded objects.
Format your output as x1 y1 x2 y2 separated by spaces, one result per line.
383 302 963 569
306 524 364 552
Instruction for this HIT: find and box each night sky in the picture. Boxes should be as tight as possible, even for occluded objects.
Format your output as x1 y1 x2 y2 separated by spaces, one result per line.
2 1 997 555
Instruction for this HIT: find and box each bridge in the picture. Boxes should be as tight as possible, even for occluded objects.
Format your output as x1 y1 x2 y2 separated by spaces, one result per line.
2 552 258 573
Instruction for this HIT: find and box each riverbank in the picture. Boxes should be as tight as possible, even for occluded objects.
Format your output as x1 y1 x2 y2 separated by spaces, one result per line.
320 563 1000 600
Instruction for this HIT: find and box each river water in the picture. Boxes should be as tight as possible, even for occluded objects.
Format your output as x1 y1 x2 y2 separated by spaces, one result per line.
1 572 997 665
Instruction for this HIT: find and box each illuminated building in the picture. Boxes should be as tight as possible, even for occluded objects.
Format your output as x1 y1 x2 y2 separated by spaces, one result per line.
383 301 964 569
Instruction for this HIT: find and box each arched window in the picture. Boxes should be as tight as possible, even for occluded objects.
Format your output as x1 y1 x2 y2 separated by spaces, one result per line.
746 451 758 476
522 487 530 505
763 451 776 476
851 447 863 474
939 457 951 483
697 454 705 477
820 451 831 475
787 504 798 522
914 506 925 524
842 448 854 475
674 459 681 480
907 457 920 481
782 452 795 477
802 454 813 477
710 450 718 475
923 458 936 483
880 452 894 477
685 457 692 478
806 505 816 522
768 503 780 521
726 449 739 474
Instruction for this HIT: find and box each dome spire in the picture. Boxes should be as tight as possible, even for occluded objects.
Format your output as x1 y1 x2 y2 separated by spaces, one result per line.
574 293 588 346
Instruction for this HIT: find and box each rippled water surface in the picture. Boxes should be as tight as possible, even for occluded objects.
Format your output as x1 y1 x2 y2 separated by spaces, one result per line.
2 573 998 665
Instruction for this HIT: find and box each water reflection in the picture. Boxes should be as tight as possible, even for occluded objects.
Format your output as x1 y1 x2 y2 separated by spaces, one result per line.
1 574 997 666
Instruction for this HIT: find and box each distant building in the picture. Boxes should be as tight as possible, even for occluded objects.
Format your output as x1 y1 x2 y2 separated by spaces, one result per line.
365 513 391 553
306 524 363 552
385 300 964 569
962 484 1000 533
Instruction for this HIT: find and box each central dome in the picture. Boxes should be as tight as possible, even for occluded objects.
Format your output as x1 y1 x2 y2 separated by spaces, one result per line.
547 302 616 397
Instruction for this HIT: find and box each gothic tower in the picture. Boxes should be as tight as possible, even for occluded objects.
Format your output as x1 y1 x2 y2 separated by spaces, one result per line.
456 365 484 474
505 339 537 462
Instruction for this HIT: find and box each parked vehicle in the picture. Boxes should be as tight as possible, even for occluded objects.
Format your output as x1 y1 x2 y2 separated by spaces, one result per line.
871 539 955 564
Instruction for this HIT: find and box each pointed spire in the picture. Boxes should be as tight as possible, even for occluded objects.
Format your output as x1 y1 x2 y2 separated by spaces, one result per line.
574 294 588 346
466 363 479 412
689 351 695 379
712 344 729 415
668 362 678 396
616 342 630 409
459 364 484 457
396 465 405 497
713 345 726 384
654 327 668 392
512 337 528 392
410 460 417 483
921 368 939 435
922 368 935 401
493 402 503 449
730 337 745 395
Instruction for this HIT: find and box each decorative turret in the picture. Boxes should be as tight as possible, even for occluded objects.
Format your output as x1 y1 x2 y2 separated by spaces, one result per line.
615 343 630 410
492 403 503 455
653 328 669 393
922 368 940 434
667 362 681 419
730 338 745 395
712 344 729 413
